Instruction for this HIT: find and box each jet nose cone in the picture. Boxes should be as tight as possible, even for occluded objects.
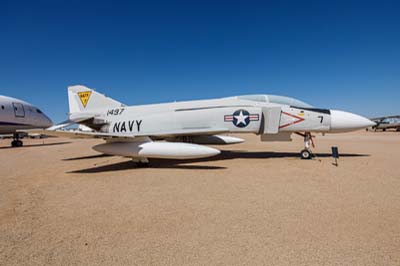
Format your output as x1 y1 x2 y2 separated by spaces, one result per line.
330 110 375 132
41 116 53 128
45 120 53 128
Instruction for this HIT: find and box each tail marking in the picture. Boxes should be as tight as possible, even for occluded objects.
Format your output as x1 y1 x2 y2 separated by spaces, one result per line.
78 91 92 108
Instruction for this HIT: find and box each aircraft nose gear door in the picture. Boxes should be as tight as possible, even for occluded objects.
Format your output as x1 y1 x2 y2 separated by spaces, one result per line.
12 102 25 118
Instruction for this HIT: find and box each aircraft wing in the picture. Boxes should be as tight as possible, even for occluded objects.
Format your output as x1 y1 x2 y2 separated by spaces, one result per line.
42 130 131 139
46 113 102 131
43 127 230 140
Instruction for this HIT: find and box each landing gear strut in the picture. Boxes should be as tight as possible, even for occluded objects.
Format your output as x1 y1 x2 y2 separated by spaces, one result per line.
297 132 314 160
11 133 23 147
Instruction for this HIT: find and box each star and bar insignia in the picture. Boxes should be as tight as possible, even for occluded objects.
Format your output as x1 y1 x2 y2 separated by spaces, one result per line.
224 109 259 128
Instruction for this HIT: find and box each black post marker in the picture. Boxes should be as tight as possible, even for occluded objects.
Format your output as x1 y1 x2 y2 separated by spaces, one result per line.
331 146 339 167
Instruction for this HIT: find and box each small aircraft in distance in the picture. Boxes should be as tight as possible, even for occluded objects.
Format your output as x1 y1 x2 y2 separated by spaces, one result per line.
48 85 375 166
0 95 52 147
369 116 400 131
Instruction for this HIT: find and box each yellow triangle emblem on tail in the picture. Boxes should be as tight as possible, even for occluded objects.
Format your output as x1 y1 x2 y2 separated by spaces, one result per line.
77 91 92 108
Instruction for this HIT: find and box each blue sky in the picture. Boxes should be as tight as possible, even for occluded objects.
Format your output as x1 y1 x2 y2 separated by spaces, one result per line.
1 0 399 122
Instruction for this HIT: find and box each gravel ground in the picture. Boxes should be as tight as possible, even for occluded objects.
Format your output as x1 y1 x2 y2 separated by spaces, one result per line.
0 131 399 266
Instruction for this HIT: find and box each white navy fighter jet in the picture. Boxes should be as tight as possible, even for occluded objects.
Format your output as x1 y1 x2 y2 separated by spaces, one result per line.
0 95 53 147
49 85 375 165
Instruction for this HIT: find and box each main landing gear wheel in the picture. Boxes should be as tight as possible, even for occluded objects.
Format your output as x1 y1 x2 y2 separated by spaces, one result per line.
135 162 150 168
132 158 150 168
300 149 312 160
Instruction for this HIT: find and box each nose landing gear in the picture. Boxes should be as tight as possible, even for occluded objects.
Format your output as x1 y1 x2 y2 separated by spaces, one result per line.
297 132 314 160
11 133 23 147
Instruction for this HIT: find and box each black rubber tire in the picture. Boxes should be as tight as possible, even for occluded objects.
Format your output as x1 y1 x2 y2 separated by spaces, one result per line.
11 140 17 147
16 140 23 147
300 149 312 160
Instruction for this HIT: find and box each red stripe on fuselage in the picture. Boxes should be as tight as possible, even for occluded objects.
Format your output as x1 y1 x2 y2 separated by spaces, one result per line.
278 112 305 129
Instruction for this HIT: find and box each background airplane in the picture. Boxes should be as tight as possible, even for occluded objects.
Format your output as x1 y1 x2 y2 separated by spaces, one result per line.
369 116 400 131
48 85 375 165
0 95 53 147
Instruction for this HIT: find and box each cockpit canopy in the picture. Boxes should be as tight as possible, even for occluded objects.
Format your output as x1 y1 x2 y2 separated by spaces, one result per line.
236 94 313 108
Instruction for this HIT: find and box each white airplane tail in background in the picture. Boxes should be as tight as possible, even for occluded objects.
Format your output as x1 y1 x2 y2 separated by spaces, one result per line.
68 85 124 113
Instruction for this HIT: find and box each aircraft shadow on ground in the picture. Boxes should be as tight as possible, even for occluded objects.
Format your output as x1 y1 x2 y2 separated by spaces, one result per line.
63 154 113 161
0 141 72 150
68 160 225 173
151 150 369 165
67 150 369 174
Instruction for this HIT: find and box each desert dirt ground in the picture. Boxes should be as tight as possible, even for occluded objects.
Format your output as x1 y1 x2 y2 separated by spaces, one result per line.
0 131 400 266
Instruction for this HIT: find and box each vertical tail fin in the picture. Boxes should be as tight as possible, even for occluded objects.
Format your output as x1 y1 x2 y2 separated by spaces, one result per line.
68 85 124 113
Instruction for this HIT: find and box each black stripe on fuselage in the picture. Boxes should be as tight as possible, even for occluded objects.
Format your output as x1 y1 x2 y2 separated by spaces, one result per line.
291 106 331 115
